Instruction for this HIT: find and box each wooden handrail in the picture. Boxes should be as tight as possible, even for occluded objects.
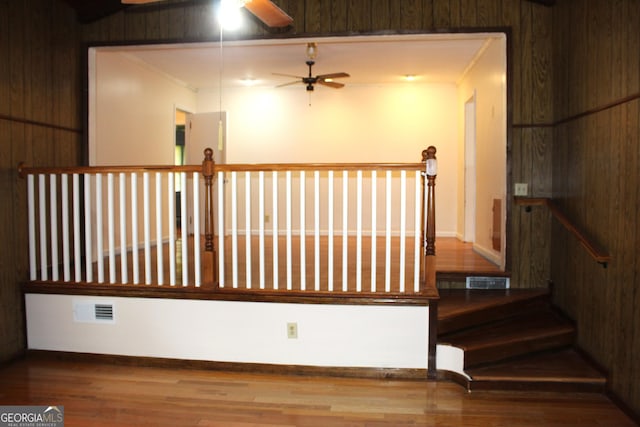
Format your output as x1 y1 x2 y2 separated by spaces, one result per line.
18 163 201 177
515 197 611 267
18 162 424 178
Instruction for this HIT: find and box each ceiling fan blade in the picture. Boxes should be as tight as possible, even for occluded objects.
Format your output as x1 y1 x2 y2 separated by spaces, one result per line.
244 0 293 27
276 80 302 88
316 72 350 80
317 80 345 89
273 72 304 79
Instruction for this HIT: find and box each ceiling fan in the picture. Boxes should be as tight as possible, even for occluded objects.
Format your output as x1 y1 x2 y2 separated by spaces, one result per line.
274 43 350 92
121 0 293 28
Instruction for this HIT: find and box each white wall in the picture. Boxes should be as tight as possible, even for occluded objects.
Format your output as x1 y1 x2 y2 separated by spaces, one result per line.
25 294 429 369
90 50 197 166
457 37 507 265
198 83 459 235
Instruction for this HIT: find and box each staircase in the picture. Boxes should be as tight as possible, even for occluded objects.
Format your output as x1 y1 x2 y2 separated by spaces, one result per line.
437 288 607 392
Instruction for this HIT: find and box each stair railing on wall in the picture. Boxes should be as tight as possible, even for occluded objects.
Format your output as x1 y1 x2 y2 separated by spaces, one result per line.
515 197 611 268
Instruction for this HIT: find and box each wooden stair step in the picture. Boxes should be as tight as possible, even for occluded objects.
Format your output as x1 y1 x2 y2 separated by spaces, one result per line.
439 308 575 368
437 288 550 335
465 349 607 392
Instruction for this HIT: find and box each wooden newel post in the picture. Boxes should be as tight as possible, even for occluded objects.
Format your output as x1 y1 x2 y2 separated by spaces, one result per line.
424 146 437 256
420 146 437 291
422 146 438 380
202 148 217 287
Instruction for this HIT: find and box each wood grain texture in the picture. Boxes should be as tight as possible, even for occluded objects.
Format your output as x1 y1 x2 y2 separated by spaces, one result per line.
0 356 635 427
551 0 640 417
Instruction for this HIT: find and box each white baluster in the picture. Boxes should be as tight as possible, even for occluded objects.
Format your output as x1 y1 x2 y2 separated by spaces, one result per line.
414 170 421 292
217 171 225 287
84 174 93 283
107 173 116 284
27 175 36 281
168 172 176 286
156 172 163 285
131 173 139 285
38 175 47 281
73 174 81 282
119 173 128 284
272 171 279 290
371 170 377 292
193 172 201 287
61 174 70 282
327 171 334 292
385 170 391 292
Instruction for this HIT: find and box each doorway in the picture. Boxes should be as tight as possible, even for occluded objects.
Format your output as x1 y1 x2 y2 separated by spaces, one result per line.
175 108 189 230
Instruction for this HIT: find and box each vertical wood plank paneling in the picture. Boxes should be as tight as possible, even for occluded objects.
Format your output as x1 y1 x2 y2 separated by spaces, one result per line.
459 0 477 27
531 5 552 124
551 0 640 416
347 0 371 32
432 0 451 28
370 0 390 31
400 0 424 30
0 1 7 118
124 6 147 40
475 0 493 27
518 1 532 125
330 0 348 31
610 0 625 101
305 0 332 33
422 0 434 29
167 6 186 39
627 0 640 94
449 0 461 27
0 0 21 363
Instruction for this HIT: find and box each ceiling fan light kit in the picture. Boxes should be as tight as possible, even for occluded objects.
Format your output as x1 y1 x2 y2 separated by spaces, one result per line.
274 43 350 92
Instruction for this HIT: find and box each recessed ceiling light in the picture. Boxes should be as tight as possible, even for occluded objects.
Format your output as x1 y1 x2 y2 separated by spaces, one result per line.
404 74 417 82
241 78 258 86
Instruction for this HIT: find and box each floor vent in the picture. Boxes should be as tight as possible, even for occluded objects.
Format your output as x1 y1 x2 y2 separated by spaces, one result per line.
466 276 510 290
73 301 115 324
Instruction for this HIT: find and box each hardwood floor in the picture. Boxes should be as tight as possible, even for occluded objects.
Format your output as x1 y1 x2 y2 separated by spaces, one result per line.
0 356 635 426
94 236 501 290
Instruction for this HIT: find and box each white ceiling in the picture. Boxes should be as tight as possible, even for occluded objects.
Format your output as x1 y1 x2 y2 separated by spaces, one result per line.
106 32 502 92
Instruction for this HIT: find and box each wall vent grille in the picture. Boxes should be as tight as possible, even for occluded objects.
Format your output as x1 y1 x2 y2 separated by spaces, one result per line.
466 276 510 289
94 304 114 321
73 301 115 324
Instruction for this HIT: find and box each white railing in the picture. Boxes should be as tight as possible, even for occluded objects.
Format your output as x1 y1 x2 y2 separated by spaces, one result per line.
20 164 204 287
213 165 427 293
19 147 437 295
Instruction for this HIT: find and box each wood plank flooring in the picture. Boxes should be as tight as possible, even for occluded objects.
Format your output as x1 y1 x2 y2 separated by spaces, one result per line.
0 356 635 426
91 236 501 290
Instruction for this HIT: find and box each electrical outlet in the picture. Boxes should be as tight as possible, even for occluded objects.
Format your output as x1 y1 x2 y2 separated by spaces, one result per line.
287 322 298 339
514 183 528 196
265 214 270 223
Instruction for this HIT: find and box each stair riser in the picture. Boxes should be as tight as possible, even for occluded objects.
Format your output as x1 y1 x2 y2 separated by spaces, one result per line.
464 332 575 368
439 297 549 335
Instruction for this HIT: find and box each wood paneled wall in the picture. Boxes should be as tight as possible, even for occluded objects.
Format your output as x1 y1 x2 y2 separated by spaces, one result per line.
0 0 81 363
551 0 640 416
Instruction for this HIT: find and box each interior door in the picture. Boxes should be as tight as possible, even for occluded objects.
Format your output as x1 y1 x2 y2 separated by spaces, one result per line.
185 111 227 235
